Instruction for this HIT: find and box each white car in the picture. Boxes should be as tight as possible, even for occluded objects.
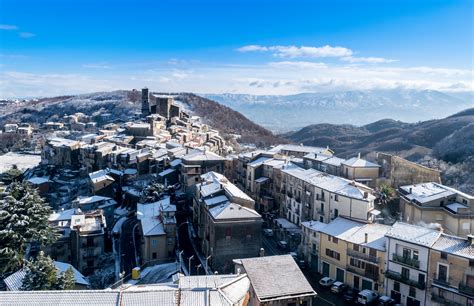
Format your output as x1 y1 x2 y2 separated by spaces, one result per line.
319 276 334 288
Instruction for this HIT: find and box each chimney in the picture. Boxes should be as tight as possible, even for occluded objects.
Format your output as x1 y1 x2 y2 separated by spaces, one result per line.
468 234 474 246
409 187 413 194
358 152 361 159
259 248 265 257
363 191 368 199
364 233 368 243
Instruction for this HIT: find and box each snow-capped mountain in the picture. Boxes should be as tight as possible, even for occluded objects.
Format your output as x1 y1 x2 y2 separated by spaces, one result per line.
205 89 473 133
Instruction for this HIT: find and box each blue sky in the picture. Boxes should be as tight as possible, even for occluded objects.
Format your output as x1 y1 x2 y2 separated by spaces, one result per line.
0 0 472 97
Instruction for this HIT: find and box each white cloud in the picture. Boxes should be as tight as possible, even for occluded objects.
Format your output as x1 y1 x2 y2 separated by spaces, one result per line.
341 56 398 64
19 32 35 38
238 44 352 58
82 63 113 69
236 45 269 52
269 61 327 69
0 24 18 30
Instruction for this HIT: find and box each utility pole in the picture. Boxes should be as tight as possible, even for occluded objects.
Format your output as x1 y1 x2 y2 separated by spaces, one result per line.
188 255 194 275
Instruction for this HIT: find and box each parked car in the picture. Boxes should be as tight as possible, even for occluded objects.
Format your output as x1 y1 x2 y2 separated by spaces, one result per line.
357 289 379 305
277 240 288 250
378 296 396 306
318 277 334 288
343 287 359 302
330 281 348 294
263 229 274 237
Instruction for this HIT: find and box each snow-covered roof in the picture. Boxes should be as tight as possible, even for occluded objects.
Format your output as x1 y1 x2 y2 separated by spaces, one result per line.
239 255 316 302
4 261 89 291
209 202 260 220
269 144 330 155
76 195 114 205
445 202 469 213
303 153 332 162
274 218 299 229
385 222 442 247
0 152 41 173
137 197 175 236
158 168 176 177
400 182 473 203
323 156 345 167
282 163 375 201
255 177 269 184
319 217 365 240
49 208 78 222
169 158 182 167
342 157 380 168
301 220 327 232
198 172 254 203
345 223 392 251
89 170 114 184
182 150 224 162
432 234 474 259
204 195 229 207
27 177 50 185
247 156 272 168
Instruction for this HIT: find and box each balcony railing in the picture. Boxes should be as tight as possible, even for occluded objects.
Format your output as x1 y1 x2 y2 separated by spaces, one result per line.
348 248 379 264
431 293 462 306
392 253 420 268
459 282 474 296
385 270 425 290
346 265 379 280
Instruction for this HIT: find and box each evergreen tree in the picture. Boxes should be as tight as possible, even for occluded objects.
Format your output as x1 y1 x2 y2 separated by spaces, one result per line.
56 267 75 290
20 251 57 291
21 252 77 291
0 182 57 275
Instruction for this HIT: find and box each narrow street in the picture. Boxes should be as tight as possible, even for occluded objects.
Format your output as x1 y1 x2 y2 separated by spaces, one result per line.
119 217 140 276
176 198 205 276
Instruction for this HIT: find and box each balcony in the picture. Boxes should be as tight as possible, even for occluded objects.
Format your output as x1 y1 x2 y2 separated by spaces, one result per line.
347 248 379 264
385 270 425 290
459 282 474 296
346 265 379 280
432 273 452 288
287 191 293 198
392 253 420 268
431 293 462 306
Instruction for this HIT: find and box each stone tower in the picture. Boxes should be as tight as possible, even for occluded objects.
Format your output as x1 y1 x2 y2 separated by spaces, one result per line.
141 88 150 116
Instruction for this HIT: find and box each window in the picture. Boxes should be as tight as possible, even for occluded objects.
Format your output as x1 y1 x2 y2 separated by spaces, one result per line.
437 264 448 282
328 235 331 241
470 260 474 267
335 195 339 202
152 252 157 259
413 250 419 261
409 286 416 298
401 267 410 279
369 248 377 257
195 177 199 182
332 237 338 244
353 244 359 252
393 281 400 292
403 248 411 259
325 248 341 260
334 209 339 218
418 273 425 285
152 239 157 246
441 252 448 260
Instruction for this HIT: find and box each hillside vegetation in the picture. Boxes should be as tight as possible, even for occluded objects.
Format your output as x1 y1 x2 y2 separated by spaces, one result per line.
284 109 474 193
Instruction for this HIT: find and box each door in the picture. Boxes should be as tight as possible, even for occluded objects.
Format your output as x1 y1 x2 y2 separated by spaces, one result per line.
406 297 421 306
311 255 319 272
438 264 448 282
354 275 360 289
336 268 345 282
362 279 373 290
322 262 330 277
391 291 401 304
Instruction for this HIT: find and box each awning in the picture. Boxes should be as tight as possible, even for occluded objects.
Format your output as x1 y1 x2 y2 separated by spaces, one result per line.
255 177 270 184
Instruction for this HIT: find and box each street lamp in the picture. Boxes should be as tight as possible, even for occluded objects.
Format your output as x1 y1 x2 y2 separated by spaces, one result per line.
178 250 184 271
188 255 194 275
196 264 202 275
205 255 211 274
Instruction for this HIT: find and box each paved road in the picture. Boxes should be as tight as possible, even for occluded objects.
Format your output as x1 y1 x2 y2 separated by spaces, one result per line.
120 217 140 276
176 199 205 276
303 269 348 306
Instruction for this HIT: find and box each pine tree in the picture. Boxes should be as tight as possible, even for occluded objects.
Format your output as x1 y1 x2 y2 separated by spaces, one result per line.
57 267 75 290
0 182 58 276
20 251 57 291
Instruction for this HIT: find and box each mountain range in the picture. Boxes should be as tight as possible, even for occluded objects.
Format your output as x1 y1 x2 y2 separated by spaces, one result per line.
205 89 473 133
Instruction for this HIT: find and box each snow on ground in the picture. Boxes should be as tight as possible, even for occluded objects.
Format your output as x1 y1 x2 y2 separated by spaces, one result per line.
112 216 128 234
0 152 41 173
134 262 179 285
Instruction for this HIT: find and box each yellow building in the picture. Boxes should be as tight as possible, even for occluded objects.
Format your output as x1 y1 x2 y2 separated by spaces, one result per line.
429 234 474 306
318 217 390 295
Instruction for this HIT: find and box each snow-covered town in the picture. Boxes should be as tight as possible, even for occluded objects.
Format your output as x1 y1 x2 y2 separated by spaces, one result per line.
0 87 473 306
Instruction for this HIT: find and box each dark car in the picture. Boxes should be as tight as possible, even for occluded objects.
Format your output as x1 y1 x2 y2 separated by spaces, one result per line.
343 287 359 302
